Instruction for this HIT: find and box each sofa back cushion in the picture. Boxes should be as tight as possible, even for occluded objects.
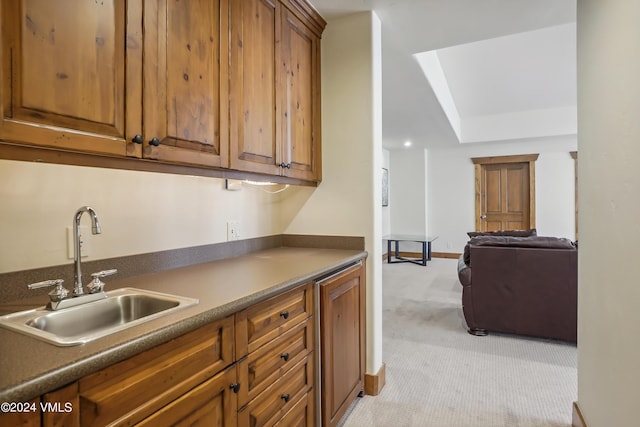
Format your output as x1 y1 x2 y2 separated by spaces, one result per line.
463 235 575 266
467 228 537 238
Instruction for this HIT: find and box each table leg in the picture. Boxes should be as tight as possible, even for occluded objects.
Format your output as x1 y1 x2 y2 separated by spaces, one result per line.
427 241 432 261
422 241 427 266
387 239 392 263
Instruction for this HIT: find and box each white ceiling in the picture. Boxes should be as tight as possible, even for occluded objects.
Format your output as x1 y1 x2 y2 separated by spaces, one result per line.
308 0 577 149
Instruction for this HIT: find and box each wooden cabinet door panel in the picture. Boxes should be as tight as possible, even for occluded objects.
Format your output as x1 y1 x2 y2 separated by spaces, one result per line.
1 0 142 156
229 0 281 175
280 9 321 181
318 263 365 427
143 0 229 167
136 365 238 427
0 398 40 427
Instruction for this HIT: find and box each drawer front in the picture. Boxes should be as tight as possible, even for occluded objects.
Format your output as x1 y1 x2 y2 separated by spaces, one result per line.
238 317 314 407
238 354 314 427
275 390 314 427
236 282 313 357
78 316 234 427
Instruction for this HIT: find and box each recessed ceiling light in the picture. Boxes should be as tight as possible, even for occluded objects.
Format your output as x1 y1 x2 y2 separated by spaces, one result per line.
404 140 412 147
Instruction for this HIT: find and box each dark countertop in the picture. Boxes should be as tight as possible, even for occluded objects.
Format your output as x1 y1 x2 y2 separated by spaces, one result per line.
0 246 366 402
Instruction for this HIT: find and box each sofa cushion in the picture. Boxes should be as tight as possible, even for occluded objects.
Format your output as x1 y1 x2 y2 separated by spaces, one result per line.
463 235 575 266
469 235 576 249
467 228 537 238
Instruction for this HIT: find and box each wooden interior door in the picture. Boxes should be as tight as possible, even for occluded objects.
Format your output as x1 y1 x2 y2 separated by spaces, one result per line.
473 154 538 232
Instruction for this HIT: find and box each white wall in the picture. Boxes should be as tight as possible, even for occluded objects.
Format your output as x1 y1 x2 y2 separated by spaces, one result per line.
0 159 280 273
577 1 640 425
426 135 576 253
388 148 428 252
282 12 384 376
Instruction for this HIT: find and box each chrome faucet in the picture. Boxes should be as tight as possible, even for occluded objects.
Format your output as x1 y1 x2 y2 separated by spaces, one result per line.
25 206 117 310
73 206 102 297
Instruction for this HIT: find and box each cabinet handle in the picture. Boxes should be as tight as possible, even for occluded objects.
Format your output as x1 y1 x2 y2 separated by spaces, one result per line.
149 137 161 147
279 311 289 320
281 393 290 403
279 162 292 169
280 352 290 362
229 383 241 393
131 134 143 144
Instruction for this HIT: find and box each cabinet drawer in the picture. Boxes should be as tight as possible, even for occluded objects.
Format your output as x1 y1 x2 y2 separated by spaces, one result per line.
236 282 313 357
238 316 314 407
238 354 314 427
78 316 234 427
275 390 315 427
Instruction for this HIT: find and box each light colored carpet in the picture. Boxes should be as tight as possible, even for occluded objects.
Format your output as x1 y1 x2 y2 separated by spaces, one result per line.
341 258 577 427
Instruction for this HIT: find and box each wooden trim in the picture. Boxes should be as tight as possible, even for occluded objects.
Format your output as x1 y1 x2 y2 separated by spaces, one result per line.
471 153 539 165
364 362 385 396
431 252 461 259
572 402 588 427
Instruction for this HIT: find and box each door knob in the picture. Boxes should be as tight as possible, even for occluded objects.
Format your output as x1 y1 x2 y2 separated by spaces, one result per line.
480 215 487 220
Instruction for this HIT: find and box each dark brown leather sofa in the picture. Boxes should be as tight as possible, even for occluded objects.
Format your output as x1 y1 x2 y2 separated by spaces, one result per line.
457 235 577 342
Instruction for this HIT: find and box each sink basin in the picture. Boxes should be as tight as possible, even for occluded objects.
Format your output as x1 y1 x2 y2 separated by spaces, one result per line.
0 288 198 346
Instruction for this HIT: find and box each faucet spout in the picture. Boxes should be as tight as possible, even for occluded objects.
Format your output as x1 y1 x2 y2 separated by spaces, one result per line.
73 206 101 297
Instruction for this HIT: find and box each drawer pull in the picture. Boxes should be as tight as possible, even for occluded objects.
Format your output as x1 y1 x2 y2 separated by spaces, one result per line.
280 352 290 362
230 383 241 393
281 393 291 403
280 311 289 320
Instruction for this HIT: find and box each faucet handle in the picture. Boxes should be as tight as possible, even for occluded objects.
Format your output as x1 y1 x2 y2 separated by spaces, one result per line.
27 279 69 303
88 269 118 294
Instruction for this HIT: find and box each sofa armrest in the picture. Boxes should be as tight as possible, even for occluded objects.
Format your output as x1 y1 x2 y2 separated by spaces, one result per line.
457 255 471 286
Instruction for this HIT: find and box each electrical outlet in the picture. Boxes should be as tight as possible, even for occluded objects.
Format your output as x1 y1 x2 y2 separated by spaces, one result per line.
67 226 90 259
227 221 240 241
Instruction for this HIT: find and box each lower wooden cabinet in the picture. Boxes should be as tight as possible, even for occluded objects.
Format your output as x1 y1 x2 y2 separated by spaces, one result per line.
317 261 366 427
3 260 368 427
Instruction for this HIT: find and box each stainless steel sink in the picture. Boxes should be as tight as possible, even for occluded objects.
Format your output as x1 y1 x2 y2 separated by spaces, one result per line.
0 288 198 346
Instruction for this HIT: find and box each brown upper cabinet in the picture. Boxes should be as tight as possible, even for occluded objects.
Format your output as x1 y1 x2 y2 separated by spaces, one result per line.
1 0 324 182
230 0 323 181
1 0 141 157
142 0 229 168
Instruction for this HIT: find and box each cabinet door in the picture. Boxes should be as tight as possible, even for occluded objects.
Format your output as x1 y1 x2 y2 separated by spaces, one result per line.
142 0 229 167
229 0 282 176
0 398 40 427
279 8 321 181
318 262 365 427
137 365 238 427
0 0 142 156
